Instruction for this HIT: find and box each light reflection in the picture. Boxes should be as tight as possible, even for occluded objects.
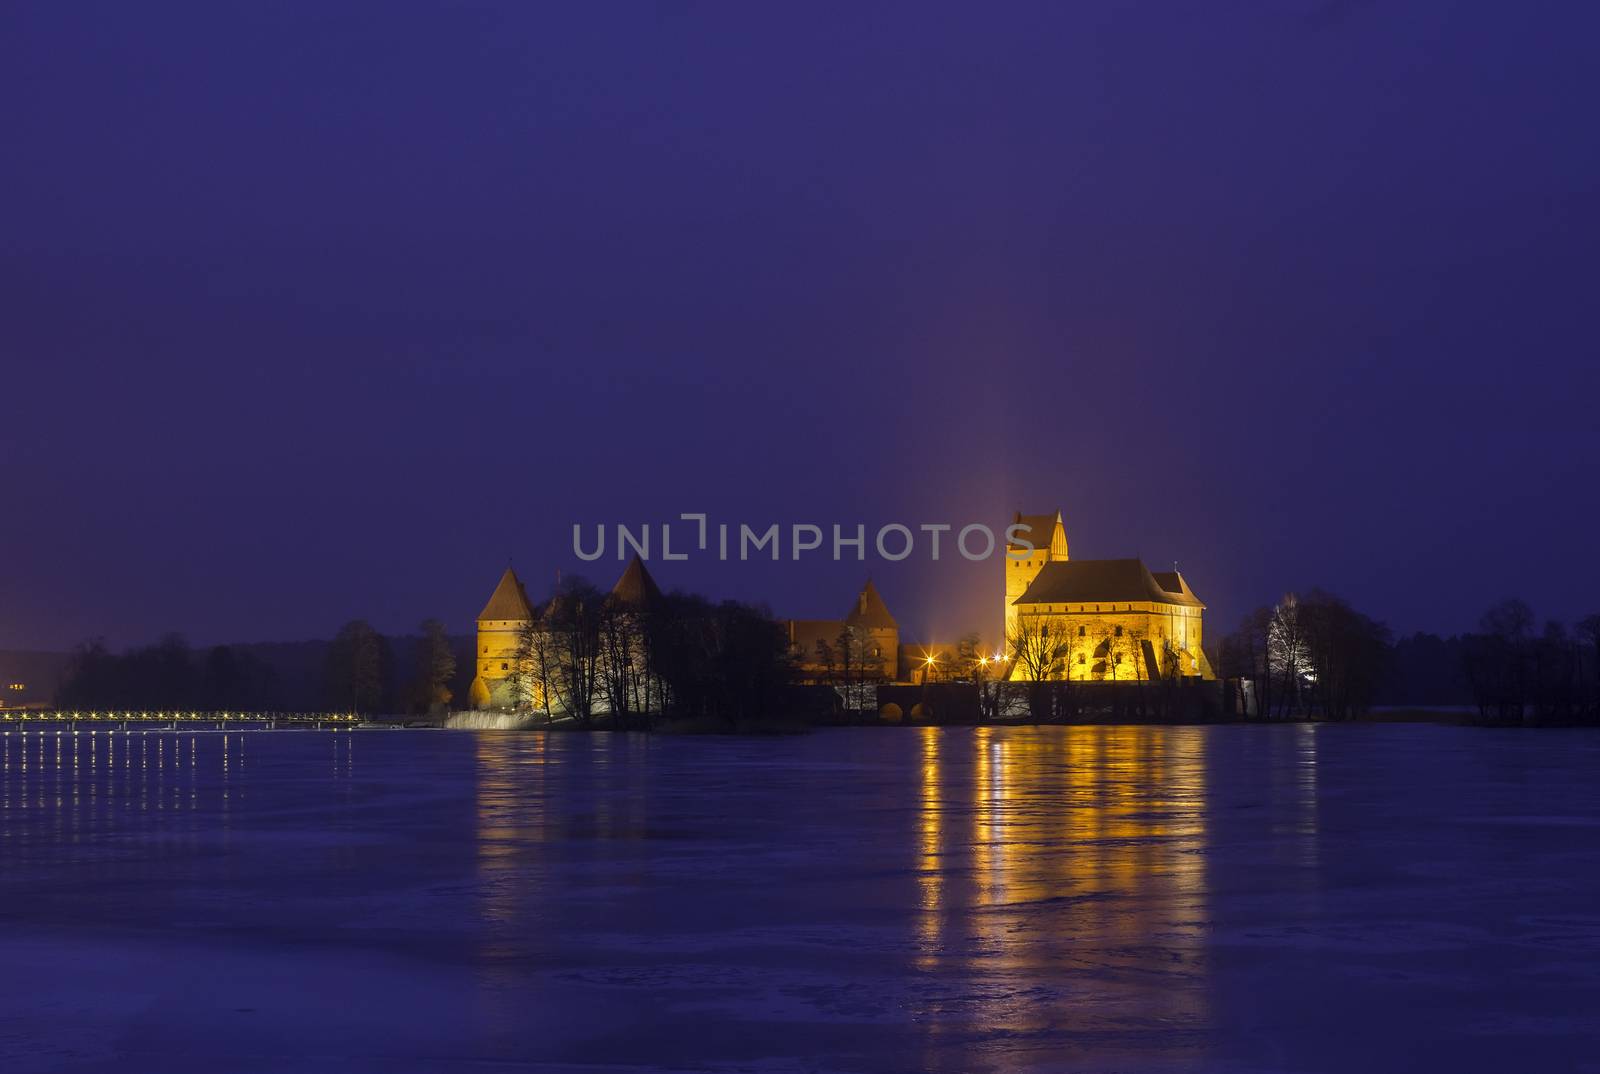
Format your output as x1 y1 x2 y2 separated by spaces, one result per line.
0 726 342 837
474 733 550 939
916 727 942 971
917 726 1211 1045
1297 722 1319 867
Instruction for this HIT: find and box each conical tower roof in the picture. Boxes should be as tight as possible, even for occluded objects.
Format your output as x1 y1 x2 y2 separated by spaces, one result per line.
477 567 534 621
844 578 896 630
610 555 664 609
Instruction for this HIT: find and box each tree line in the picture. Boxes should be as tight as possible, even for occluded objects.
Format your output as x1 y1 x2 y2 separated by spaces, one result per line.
1219 591 1600 724
55 620 459 715
1460 599 1600 724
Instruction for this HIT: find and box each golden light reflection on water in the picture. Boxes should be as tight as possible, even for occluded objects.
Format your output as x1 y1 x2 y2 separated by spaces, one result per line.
459 725 1326 1063
917 728 943 971
917 725 1213 1039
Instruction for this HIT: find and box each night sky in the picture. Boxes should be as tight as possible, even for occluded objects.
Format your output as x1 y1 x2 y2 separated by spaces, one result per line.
4 2 1597 651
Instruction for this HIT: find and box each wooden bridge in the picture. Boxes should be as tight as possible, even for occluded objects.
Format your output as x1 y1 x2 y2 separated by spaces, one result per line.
0 710 362 730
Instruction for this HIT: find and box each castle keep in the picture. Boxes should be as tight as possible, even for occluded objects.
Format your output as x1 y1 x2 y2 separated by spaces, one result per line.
1003 510 1212 682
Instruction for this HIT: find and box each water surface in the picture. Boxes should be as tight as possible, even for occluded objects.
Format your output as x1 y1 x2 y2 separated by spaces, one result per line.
2 725 1597 1072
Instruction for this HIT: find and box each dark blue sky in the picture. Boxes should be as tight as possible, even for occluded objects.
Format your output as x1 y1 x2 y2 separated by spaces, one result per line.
4 1 1597 650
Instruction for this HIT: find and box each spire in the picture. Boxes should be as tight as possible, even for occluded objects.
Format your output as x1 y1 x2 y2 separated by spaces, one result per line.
845 578 897 630
610 554 664 609
477 566 534 622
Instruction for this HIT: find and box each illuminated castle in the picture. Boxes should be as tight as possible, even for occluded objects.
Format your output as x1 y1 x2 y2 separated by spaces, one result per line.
469 508 1210 709
467 557 665 710
1004 509 1212 681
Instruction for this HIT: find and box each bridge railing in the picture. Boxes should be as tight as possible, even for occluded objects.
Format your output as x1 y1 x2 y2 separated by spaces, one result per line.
0 710 362 726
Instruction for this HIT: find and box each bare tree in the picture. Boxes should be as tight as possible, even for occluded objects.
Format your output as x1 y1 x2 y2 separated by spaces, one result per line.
599 597 659 728
956 633 1002 722
543 582 604 725
1008 615 1067 721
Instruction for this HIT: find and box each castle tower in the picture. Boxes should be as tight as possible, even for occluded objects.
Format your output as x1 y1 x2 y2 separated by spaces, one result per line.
469 566 534 709
1004 509 1068 640
609 554 664 610
844 578 899 680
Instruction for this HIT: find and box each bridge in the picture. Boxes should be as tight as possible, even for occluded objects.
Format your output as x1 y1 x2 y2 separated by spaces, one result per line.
0 710 362 730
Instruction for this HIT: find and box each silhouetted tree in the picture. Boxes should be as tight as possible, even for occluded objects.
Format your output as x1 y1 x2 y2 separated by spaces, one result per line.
410 619 457 713
1581 615 1600 719
326 620 385 714
542 579 604 725
1463 598 1535 722
1295 590 1391 720
646 594 795 726
56 638 117 709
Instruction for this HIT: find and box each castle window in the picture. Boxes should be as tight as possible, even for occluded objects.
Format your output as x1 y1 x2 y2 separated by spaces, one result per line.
1077 654 1085 664
1077 626 1085 637
1115 626 1123 637
500 662 508 671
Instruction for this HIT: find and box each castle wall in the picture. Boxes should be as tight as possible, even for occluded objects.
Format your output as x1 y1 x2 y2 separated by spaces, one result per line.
1009 604 1209 682
473 618 526 709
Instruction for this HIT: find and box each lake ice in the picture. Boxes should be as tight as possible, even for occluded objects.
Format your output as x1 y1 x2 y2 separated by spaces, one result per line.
2 724 1598 1072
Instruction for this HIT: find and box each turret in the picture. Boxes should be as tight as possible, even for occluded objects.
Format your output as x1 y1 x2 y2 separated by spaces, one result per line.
470 566 534 709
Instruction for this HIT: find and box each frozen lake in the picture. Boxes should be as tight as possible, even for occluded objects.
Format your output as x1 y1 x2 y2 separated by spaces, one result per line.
2 724 1598 1073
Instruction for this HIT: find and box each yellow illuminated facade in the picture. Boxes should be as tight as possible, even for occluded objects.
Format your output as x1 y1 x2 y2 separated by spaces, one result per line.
1003 510 1070 639
469 567 535 710
1005 508 1213 682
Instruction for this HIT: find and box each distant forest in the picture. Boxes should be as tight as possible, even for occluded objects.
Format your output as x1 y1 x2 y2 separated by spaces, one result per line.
21 623 474 715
